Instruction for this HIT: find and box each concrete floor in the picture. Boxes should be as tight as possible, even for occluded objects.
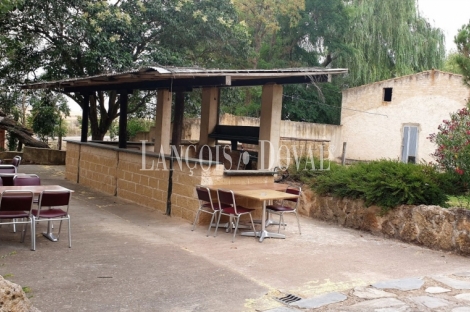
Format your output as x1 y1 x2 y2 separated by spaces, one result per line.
0 165 469 311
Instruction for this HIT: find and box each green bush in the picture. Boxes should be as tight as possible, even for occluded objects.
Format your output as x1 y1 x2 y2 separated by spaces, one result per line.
307 159 448 209
288 157 341 183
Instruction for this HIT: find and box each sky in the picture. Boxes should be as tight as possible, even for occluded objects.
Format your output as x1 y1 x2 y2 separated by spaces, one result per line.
417 0 470 53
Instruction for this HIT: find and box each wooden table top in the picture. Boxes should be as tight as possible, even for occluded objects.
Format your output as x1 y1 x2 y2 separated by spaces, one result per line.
0 185 73 195
233 189 299 201
207 183 288 192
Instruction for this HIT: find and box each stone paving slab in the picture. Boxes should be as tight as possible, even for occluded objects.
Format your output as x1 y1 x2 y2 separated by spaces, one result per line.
290 292 347 309
433 276 470 290
352 287 397 299
426 286 451 294
410 295 451 309
372 278 424 291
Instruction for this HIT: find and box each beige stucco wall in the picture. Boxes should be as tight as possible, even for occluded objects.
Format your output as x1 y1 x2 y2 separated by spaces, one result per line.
340 70 470 162
155 114 342 163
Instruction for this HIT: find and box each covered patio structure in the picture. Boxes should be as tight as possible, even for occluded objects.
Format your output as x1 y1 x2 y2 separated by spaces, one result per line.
21 66 347 221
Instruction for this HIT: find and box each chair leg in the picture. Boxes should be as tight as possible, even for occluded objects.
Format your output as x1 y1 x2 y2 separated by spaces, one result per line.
295 211 301 235
67 216 71 248
214 212 223 237
12 218 16 233
232 215 239 243
277 213 282 233
31 216 36 251
206 212 216 237
248 214 257 239
192 209 201 231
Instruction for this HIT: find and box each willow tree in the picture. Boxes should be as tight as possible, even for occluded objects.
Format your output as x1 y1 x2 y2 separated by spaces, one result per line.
335 0 445 87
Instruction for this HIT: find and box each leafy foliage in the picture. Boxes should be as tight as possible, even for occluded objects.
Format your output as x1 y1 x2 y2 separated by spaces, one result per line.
454 21 470 87
1 0 250 139
309 160 448 209
27 91 70 143
334 0 445 87
428 106 470 192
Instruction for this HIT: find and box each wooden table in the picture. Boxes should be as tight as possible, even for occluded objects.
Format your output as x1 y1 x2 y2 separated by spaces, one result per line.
0 185 71 195
0 185 73 242
206 183 298 242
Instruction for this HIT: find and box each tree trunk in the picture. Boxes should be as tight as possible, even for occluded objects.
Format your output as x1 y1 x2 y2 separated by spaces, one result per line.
0 116 49 149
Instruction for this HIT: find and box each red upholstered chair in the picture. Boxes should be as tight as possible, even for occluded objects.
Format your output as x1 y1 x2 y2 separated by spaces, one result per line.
11 156 21 168
13 174 41 206
192 185 227 237
0 165 16 173
215 189 256 243
0 190 35 250
266 186 302 234
32 190 72 248
13 174 41 186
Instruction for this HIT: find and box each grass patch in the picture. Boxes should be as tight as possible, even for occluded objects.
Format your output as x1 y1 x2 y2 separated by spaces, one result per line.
447 195 470 209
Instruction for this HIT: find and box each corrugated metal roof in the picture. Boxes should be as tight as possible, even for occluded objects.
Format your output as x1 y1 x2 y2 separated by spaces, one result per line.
20 66 348 91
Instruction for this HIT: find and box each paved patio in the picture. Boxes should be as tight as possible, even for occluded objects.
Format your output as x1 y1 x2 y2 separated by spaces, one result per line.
0 165 469 311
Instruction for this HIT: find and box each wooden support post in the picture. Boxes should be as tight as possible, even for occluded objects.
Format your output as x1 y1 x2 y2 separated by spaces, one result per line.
119 90 129 149
81 93 90 142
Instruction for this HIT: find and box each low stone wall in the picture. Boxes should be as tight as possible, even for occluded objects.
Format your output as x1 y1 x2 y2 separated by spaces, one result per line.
300 188 470 255
23 146 66 165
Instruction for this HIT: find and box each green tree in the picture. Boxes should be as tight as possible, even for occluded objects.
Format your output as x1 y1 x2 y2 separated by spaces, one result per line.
1 0 249 140
454 21 470 87
443 51 464 75
28 91 70 145
334 0 445 87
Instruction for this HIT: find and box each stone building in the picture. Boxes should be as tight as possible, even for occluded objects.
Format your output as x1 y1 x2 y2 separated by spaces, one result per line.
338 70 470 163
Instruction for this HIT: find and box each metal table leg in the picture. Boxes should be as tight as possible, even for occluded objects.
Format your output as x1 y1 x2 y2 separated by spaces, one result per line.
42 220 58 242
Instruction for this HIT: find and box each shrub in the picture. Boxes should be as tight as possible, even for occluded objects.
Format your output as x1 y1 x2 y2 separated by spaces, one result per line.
310 160 448 209
288 156 341 183
428 106 470 192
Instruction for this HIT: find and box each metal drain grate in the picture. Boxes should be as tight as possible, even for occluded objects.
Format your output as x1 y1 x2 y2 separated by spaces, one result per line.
275 294 302 305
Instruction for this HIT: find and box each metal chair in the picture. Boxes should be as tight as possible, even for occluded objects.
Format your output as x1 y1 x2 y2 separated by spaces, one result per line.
13 174 41 186
32 190 72 248
0 165 16 173
192 185 228 236
12 156 21 168
215 189 257 242
0 190 35 250
266 186 302 234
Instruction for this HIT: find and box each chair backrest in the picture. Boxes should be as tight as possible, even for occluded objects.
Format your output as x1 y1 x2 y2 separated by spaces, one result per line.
0 191 34 213
284 186 301 204
0 165 16 173
217 188 243 214
38 190 71 211
196 185 216 209
13 174 41 186
12 156 21 167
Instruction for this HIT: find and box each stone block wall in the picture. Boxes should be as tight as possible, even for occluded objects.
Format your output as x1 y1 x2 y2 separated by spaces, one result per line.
23 147 66 165
300 187 470 255
77 144 118 195
65 142 271 224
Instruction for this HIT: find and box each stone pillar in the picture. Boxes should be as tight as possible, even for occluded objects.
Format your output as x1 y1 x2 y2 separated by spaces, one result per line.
199 87 219 148
258 83 283 169
155 89 172 154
